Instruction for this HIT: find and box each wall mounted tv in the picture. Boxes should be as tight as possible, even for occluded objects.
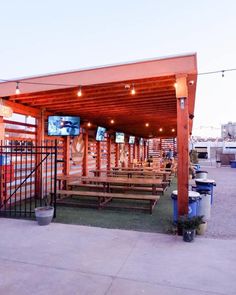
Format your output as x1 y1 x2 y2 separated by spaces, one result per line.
139 138 144 145
129 136 135 144
96 126 106 141
115 132 125 143
48 116 80 136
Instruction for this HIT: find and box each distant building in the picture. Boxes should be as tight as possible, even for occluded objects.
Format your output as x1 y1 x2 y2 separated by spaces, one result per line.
221 122 236 139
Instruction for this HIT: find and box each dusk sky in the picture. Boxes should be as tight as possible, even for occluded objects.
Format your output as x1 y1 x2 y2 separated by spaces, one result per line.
1 0 236 137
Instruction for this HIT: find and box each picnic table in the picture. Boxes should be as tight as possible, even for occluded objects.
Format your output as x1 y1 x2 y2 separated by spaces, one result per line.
80 176 164 195
90 169 171 181
56 175 163 213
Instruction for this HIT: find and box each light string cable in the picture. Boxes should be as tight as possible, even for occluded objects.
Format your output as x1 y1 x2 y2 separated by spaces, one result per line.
0 67 236 88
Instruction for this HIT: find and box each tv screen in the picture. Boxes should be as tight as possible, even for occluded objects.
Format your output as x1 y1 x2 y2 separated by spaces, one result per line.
139 138 144 145
48 116 80 136
115 132 125 143
96 126 106 141
129 136 135 144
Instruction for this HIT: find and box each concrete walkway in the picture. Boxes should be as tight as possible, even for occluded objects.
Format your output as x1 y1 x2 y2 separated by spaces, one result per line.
0 218 236 295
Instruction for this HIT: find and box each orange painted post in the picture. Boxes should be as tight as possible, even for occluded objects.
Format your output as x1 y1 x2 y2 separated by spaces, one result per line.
144 141 147 160
0 116 5 203
96 141 101 171
115 143 119 167
63 137 70 176
0 116 5 141
83 131 89 176
128 144 131 166
133 143 136 161
35 110 45 198
137 143 140 162
107 136 111 170
176 76 189 216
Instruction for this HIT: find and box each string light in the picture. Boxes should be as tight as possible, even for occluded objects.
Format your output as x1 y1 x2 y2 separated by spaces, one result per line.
77 86 82 97
131 84 136 95
15 82 20 95
110 119 115 124
159 128 163 132
87 122 91 127
0 66 236 98
171 128 175 132
145 123 149 127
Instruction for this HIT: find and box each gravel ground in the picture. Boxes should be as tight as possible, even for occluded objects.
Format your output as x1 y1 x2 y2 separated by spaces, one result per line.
197 160 236 239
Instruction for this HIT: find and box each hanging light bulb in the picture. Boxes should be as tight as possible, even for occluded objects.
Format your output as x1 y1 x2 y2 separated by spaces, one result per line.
131 84 136 95
77 86 82 97
15 82 20 95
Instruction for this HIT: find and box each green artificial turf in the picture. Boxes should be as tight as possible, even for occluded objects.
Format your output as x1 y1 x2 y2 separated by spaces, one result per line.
54 179 177 234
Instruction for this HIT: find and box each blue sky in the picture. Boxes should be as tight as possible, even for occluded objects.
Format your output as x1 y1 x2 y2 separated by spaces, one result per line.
1 0 236 137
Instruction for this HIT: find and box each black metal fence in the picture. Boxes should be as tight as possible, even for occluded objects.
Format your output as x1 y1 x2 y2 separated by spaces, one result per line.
0 140 58 218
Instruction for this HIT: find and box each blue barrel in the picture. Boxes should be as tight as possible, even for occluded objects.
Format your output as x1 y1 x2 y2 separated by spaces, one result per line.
193 164 201 171
195 179 216 204
171 190 201 223
230 160 236 168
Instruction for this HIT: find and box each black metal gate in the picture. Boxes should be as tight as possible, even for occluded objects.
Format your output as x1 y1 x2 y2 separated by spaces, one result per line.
0 140 58 218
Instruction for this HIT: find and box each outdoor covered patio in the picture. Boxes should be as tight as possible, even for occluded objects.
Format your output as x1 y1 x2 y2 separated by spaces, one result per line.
0 53 197 219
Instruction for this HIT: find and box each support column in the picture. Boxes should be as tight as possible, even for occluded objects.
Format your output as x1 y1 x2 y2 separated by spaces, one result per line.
133 143 136 161
107 136 111 170
0 116 4 203
96 141 101 170
35 110 45 198
176 76 189 216
83 131 89 176
128 144 131 167
137 143 140 162
115 144 119 167
63 137 70 176
0 116 5 142
144 141 148 160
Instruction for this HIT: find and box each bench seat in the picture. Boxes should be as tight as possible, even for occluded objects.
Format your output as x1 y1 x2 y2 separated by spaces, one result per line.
68 182 166 194
57 189 160 214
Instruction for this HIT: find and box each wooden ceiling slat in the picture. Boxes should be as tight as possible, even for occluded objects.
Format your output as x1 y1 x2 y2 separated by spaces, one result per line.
9 76 176 101
13 85 175 104
5 74 181 138
29 95 176 109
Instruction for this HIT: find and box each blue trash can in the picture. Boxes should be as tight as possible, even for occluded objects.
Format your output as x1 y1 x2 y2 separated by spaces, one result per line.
230 160 236 168
193 164 201 171
171 190 201 223
195 179 216 205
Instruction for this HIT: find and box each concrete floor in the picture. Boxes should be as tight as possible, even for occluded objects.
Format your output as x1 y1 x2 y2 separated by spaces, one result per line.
0 218 236 295
1 163 236 294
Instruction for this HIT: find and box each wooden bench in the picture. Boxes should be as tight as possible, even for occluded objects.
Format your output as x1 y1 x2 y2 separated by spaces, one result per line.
57 189 160 214
68 182 166 194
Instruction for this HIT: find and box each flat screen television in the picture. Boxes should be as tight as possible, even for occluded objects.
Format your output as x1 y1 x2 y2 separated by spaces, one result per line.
96 126 106 141
129 136 135 144
115 132 125 143
48 116 80 136
139 138 144 145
